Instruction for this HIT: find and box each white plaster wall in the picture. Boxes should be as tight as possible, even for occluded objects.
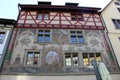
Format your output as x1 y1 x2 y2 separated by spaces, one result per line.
0 74 120 80
101 0 120 67
0 30 9 54
108 34 120 66
101 0 120 33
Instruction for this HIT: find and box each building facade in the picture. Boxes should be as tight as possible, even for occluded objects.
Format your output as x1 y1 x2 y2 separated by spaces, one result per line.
1 2 120 80
0 18 15 71
101 0 120 67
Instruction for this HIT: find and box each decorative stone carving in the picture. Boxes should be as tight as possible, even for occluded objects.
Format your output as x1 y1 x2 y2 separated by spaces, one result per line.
18 30 34 46
90 39 99 47
20 36 31 46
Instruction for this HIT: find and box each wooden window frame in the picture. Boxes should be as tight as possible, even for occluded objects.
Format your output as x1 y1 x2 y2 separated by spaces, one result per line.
37 29 51 43
71 13 84 21
70 30 84 43
112 19 120 29
37 12 50 20
25 50 40 66
82 53 101 66
65 53 79 67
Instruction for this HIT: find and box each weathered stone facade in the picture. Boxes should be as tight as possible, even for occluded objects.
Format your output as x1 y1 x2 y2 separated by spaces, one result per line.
2 28 119 74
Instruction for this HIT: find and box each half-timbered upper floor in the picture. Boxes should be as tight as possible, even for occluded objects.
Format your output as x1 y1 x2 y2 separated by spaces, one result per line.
17 2 104 30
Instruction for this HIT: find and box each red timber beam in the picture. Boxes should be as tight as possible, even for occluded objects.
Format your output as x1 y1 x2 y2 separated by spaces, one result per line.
17 11 104 30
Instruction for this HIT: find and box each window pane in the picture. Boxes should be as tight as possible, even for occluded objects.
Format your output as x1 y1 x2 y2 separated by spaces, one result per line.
73 53 78 66
96 53 101 62
44 13 49 20
45 35 50 42
37 13 42 19
112 19 120 29
71 35 77 43
89 53 95 63
78 36 83 43
65 53 72 66
78 14 83 20
0 32 5 43
45 30 50 34
115 2 120 5
71 14 76 20
83 53 89 66
37 36 43 42
38 30 43 34
27 52 34 65
34 52 39 65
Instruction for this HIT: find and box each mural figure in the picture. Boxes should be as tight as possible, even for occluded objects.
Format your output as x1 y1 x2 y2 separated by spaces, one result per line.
45 51 59 65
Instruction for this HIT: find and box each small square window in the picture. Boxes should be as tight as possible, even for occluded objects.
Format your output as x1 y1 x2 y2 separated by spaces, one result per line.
37 12 49 20
112 19 120 29
71 13 83 21
115 2 120 5
117 8 120 12
78 14 83 21
71 14 76 20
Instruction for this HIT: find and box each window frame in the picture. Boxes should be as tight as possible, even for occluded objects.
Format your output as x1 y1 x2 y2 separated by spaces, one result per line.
115 2 120 5
37 12 50 20
0 32 6 44
70 30 84 43
112 19 120 29
71 13 84 21
64 52 79 67
37 29 51 43
82 52 101 66
24 50 41 66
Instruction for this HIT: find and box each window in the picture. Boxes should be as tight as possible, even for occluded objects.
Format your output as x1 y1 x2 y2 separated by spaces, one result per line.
115 2 120 5
26 51 40 65
37 13 42 20
37 30 50 42
71 13 83 21
82 53 101 66
70 31 84 43
37 12 49 20
65 53 79 67
117 8 120 12
0 32 5 43
112 19 120 29
71 14 76 20
44 13 49 20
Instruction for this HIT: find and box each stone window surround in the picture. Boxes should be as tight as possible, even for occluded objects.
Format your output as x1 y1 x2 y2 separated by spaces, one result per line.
63 51 102 68
36 29 51 43
23 49 41 67
69 30 85 43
